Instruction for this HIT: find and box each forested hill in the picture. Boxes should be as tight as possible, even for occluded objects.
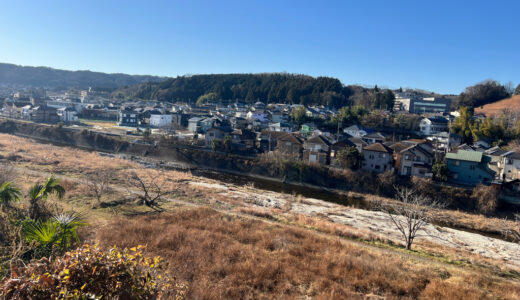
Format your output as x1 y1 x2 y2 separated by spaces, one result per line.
113 73 355 107
0 63 167 89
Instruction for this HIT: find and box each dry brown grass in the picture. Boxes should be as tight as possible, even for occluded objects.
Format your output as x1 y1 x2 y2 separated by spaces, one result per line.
95 207 520 300
475 95 520 117
0 133 136 173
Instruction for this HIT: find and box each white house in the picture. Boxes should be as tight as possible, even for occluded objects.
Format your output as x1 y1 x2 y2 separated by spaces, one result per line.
57 107 78 123
343 125 368 137
21 105 33 120
268 122 293 132
188 117 203 133
150 114 173 128
419 117 449 136
498 151 520 181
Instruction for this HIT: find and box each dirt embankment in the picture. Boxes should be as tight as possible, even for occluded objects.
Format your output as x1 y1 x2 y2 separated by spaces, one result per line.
0 119 352 188
0 118 262 174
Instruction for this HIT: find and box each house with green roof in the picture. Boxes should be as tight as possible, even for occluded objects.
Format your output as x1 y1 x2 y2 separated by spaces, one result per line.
445 150 495 186
300 123 316 137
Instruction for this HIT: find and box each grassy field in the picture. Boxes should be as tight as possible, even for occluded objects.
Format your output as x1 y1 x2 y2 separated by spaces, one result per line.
475 95 520 117
1 133 520 299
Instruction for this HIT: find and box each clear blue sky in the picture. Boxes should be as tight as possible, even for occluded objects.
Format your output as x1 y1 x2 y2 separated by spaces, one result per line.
0 0 518 94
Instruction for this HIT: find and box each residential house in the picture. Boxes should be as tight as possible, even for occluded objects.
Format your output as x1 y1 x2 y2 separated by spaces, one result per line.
343 125 371 137
188 117 203 133
498 151 520 181
20 105 32 120
419 117 449 136
268 110 285 123
445 150 494 185
171 113 189 129
57 107 78 123
456 143 487 152
1 102 26 118
427 132 461 152
252 101 266 114
246 111 267 122
80 105 118 121
305 107 320 118
300 123 316 137
31 105 59 123
392 143 434 178
474 139 491 150
330 138 358 167
484 146 507 176
230 129 257 150
275 132 303 159
118 109 139 127
259 131 284 152
199 117 221 133
268 122 295 132
362 132 385 144
150 114 173 128
361 143 394 173
204 126 233 148
348 136 368 153
141 108 163 123
303 135 332 165
230 117 248 130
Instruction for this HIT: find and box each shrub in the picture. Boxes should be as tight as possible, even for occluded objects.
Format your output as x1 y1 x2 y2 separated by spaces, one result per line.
0 244 187 299
23 212 87 259
472 184 499 214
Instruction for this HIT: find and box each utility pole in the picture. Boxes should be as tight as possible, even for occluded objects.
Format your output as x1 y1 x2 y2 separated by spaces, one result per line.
447 118 452 153
268 132 272 152
336 117 340 142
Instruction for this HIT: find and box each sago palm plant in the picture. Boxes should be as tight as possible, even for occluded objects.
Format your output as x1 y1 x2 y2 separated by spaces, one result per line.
53 212 86 252
27 175 65 220
0 181 21 209
24 212 87 257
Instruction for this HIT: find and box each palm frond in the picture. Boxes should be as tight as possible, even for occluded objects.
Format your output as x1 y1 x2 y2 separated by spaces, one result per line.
43 175 65 199
27 184 44 201
0 181 21 206
23 220 59 245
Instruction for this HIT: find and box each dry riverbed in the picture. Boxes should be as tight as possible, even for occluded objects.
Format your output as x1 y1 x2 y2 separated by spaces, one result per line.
190 181 520 269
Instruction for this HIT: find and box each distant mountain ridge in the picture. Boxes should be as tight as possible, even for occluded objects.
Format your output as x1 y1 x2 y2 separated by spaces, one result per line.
0 63 168 89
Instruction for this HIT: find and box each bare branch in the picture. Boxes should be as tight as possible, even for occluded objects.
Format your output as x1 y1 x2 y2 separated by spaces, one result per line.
377 186 443 250
129 171 171 211
85 169 114 206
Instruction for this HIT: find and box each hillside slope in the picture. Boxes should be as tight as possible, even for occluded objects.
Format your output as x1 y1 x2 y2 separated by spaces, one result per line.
475 95 520 116
0 62 167 89
113 73 353 107
1 133 520 299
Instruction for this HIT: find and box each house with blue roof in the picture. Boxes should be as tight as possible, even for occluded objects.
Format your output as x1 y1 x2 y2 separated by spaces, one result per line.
445 150 495 186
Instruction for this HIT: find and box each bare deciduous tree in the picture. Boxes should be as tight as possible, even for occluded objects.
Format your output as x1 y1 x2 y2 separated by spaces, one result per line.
378 186 442 250
85 170 114 206
129 172 170 211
